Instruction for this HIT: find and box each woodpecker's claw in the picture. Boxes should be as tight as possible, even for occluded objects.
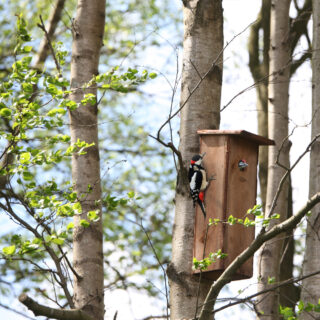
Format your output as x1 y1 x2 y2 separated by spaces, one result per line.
209 174 216 181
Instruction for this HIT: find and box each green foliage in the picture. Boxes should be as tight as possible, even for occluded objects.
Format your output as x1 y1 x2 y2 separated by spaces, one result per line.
0 8 176 311
93 67 157 93
208 204 280 228
268 276 276 284
279 299 320 320
193 249 227 271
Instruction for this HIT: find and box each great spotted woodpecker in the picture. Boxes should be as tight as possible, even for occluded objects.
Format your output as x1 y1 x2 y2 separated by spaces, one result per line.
238 159 248 171
188 152 210 218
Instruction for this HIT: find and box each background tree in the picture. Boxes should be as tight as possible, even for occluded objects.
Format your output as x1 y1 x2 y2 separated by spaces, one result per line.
300 0 320 318
248 0 270 212
0 0 180 318
256 1 291 318
69 0 106 318
249 0 312 316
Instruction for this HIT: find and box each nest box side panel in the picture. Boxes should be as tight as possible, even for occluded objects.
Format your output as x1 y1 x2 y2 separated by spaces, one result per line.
224 137 258 278
193 135 228 277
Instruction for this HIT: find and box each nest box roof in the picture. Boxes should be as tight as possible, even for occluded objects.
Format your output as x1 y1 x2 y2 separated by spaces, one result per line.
197 130 275 146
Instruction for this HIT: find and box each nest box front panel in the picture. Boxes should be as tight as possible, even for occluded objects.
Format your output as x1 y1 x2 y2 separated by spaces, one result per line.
193 134 258 280
224 136 258 278
193 135 228 276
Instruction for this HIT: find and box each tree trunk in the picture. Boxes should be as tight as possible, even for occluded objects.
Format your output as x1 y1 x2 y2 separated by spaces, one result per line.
168 1 223 319
300 1 320 318
257 0 291 319
69 1 106 319
248 0 270 213
33 0 66 69
279 177 300 309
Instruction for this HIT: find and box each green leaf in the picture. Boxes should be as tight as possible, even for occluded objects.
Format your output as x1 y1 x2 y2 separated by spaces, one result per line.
268 276 275 284
2 245 16 255
20 152 31 164
47 108 66 117
149 72 157 79
297 300 304 313
52 238 64 245
22 45 32 53
73 202 82 215
87 210 100 222
0 108 12 117
128 191 135 198
80 219 90 228
67 222 74 231
22 82 33 92
22 171 34 181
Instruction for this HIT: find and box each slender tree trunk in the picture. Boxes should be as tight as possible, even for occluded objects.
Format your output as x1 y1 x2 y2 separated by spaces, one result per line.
69 1 106 319
248 0 270 213
168 1 223 319
279 177 299 309
257 0 291 319
33 0 66 69
300 1 320 318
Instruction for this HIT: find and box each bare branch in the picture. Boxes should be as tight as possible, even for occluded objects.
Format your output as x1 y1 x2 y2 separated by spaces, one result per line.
198 192 320 320
34 0 66 68
139 316 169 320
19 293 94 320
37 15 62 75
268 133 320 218
212 269 320 316
149 134 184 172
0 194 74 307
140 220 169 320
156 20 257 141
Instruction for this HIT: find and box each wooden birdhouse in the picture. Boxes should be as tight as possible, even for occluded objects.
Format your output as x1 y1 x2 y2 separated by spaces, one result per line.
193 130 274 280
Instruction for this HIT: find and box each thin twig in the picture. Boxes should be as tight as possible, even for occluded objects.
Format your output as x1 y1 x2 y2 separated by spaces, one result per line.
156 19 257 141
267 133 320 218
194 223 210 319
211 268 320 316
140 220 170 320
37 15 62 75
0 302 36 320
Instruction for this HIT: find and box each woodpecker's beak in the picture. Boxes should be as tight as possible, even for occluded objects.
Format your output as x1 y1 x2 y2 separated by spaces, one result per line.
201 152 206 158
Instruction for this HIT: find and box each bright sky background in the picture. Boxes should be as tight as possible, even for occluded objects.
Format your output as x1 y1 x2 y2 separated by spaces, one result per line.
2 0 313 319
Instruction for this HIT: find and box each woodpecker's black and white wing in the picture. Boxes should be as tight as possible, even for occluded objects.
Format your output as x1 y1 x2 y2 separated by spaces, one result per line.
188 164 195 183
189 169 203 207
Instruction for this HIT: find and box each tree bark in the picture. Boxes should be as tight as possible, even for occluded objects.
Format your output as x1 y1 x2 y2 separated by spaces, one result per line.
300 1 320 318
169 0 223 319
69 1 106 319
257 0 291 319
248 0 270 213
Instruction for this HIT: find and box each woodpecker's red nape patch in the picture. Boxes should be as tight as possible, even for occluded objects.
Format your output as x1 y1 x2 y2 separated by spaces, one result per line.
199 191 204 202
191 160 196 164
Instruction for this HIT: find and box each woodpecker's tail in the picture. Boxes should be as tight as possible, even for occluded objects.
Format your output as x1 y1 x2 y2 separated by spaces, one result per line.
197 199 206 218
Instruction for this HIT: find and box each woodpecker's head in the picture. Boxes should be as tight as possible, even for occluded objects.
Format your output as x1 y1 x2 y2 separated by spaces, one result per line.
238 159 248 170
190 152 206 166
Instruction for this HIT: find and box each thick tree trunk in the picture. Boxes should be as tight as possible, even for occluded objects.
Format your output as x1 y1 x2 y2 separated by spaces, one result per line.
169 1 223 319
69 1 106 319
300 1 320 318
257 0 291 319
